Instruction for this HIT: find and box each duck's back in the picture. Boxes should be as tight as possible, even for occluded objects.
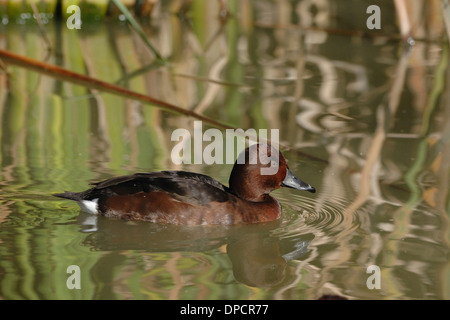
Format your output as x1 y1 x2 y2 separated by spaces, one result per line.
93 171 230 204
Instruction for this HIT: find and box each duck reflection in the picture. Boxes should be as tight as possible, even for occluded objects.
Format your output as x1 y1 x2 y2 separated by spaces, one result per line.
227 234 312 287
78 213 313 288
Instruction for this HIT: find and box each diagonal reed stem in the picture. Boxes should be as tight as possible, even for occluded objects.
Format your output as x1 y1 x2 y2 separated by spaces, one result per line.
0 49 233 130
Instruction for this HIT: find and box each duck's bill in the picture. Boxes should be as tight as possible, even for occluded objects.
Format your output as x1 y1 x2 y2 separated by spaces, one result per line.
282 169 316 193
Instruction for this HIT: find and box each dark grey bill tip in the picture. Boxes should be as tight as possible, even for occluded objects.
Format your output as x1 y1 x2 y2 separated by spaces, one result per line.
307 186 316 193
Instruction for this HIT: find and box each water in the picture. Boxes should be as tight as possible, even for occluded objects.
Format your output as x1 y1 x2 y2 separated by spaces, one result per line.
0 0 449 300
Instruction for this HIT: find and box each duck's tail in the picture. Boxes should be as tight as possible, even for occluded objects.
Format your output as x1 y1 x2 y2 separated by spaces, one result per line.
53 191 99 214
53 191 83 201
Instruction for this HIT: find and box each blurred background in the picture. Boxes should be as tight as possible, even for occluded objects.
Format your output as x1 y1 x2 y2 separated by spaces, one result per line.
0 0 449 300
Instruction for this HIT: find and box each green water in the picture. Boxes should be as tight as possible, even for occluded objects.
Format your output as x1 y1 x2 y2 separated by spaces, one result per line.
0 0 449 300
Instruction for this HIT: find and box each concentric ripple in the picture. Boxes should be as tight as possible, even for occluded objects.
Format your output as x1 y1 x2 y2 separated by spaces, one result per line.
278 192 355 235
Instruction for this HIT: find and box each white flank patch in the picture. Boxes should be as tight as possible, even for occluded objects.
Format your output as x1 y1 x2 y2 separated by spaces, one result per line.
78 199 99 214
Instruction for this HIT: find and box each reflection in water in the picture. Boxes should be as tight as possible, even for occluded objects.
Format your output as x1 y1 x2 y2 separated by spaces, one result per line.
79 213 313 289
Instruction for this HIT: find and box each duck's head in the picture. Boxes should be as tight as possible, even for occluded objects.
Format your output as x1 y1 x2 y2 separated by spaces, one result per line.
229 144 315 202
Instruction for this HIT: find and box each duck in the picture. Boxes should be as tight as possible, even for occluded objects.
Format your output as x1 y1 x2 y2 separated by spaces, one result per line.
53 144 315 225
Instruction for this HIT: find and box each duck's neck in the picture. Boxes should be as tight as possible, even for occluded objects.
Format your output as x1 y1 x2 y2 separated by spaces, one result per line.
229 171 269 202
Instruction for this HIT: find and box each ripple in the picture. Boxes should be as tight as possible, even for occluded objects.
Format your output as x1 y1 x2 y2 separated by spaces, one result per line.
278 192 354 235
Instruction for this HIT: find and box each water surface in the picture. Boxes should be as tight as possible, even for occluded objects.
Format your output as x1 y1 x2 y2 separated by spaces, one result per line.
0 0 449 300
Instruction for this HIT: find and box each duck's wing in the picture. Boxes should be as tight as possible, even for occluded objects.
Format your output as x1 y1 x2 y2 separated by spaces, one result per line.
90 171 232 206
